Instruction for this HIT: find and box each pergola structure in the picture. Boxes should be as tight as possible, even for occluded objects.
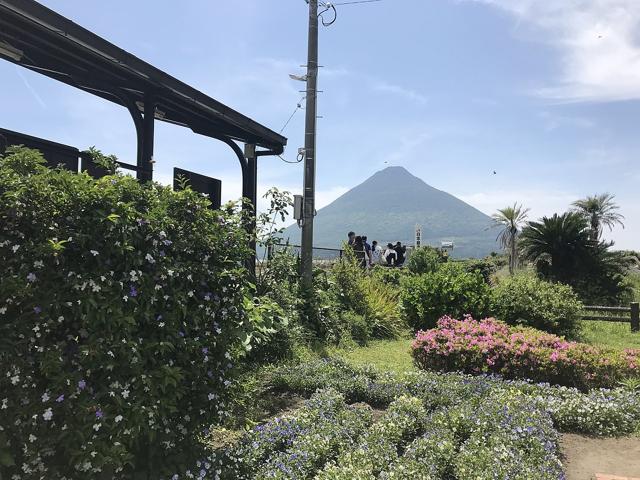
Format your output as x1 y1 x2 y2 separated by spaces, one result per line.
0 0 287 230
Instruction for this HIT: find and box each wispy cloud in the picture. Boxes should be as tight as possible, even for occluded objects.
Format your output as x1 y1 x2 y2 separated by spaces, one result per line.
470 0 640 102
371 80 428 105
537 111 595 131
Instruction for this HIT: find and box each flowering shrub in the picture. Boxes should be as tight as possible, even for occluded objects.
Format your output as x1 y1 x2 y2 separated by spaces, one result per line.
317 396 428 479
271 358 640 436
0 147 278 477
214 368 568 479
492 272 584 338
412 316 639 390
401 264 491 330
213 388 372 479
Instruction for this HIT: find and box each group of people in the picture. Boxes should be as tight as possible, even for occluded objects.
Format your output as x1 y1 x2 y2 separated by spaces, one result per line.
346 231 407 268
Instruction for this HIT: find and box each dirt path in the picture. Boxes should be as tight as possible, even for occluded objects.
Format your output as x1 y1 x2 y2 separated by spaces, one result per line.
561 433 640 479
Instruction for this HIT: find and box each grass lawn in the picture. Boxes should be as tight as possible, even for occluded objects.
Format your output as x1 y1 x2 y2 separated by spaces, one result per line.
579 320 640 350
331 338 415 373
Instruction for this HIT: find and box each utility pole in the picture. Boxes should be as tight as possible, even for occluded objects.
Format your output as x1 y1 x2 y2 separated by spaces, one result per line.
300 0 319 290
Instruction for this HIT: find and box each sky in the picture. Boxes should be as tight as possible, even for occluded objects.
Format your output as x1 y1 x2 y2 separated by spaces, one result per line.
1 0 638 249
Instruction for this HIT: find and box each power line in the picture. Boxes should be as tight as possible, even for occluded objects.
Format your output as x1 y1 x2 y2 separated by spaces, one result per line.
279 96 305 134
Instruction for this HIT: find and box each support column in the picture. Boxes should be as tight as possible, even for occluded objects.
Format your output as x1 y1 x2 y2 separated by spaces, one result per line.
139 93 155 182
244 144 257 272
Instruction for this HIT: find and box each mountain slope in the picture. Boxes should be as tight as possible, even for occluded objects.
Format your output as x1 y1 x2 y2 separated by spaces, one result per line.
282 166 499 258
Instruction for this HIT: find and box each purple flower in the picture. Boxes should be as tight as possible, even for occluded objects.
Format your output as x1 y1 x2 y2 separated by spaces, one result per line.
56 394 64 403
202 347 209 355
179 331 185 337
26 272 37 283
33 306 42 314
78 380 87 390
95 409 103 419
129 285 138 297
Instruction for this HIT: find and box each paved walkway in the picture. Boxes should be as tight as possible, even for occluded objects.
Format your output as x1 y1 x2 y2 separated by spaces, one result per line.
561 434 640 480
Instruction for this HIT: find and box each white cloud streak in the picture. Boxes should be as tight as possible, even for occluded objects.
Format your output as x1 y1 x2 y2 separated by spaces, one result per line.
371 80 429 105
471 0 640 102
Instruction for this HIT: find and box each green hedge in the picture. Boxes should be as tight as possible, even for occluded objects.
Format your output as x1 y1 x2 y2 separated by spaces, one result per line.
491 273 583 338
401 264 491 330
0 147 276 477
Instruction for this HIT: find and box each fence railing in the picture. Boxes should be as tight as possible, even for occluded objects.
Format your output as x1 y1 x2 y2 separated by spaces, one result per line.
581 302 639 332
268 243 344 261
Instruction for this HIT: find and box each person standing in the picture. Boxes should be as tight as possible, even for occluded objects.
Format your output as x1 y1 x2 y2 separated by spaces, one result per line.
384 243 397 266
394 241 407 266
347 231 355 247
353 236 367 269
362 235 372 266
371 240 383 265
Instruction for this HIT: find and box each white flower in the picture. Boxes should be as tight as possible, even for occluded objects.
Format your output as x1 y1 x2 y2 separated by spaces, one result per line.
90 250 99 256
208 393 215 401
41 392 49 402
93 423 101 431
145 253 155 264
11 245 20 253
10 375 19 385
33 260 44 268
115 415 123 423
122 389 130 399
0 307 6 315
42 408 53 421
29 434 37 442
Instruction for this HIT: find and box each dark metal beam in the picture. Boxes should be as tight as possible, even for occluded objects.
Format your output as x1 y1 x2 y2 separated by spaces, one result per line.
139 92 155 182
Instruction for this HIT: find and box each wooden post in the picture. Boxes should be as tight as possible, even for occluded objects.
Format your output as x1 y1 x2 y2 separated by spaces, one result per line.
631 302 639 332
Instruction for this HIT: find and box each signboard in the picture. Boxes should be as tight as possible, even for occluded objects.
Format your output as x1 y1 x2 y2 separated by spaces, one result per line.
173 167 222 210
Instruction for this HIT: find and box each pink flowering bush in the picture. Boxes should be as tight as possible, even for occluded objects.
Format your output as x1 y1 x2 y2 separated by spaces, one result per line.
412 316 639 390
0 148 281 478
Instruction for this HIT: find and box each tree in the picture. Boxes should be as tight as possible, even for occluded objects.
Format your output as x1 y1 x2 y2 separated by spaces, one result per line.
520 212 630 304
491 203 530 275
572 193 624 240
519 212 591 284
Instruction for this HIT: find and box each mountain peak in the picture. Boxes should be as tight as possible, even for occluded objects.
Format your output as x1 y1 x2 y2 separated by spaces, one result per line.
282 167 498 258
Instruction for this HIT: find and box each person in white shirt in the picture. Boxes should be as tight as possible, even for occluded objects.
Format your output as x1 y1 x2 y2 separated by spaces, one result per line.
384 243 398 266
370 240 383 266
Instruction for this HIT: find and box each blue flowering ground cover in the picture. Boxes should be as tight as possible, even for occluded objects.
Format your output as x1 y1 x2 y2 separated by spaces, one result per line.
178 358 639 480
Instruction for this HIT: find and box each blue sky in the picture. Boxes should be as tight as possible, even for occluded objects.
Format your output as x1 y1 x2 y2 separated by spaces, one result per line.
2 0 638 249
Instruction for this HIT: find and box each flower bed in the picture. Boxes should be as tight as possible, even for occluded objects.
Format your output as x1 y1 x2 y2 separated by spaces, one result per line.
412 316 639 390
271 358 640 436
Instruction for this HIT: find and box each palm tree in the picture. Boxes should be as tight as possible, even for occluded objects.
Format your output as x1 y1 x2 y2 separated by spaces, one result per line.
491 203 530 275
572 193 624 240
519 212 592 284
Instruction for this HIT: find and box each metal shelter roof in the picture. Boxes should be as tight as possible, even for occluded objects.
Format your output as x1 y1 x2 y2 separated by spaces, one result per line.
0 0 287 153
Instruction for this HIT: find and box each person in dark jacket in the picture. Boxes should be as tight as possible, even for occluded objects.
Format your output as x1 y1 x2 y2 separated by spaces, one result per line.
353 236 367 268
347 231 356 247
394 241 407 266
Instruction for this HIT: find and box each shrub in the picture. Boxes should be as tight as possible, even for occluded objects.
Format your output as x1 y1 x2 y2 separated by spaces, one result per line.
491 273 583 338
406 246 444 275
371 265 408 286
455 258 498 284
412 316 640 390
401 264 491 330
341 311 371 345
0 147 264 477
272 358 640 436
214 388 373 479
331 251 405 339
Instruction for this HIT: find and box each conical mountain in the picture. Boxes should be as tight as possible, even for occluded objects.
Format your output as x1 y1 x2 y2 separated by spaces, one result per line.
282 166 499 258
